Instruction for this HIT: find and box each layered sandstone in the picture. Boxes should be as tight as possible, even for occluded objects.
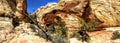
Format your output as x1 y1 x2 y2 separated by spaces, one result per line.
34 0 88 37
0 0 120 43
89 0 120 27
34 0 120 43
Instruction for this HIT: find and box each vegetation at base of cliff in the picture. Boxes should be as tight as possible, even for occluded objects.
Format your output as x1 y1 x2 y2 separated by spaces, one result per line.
69 19 95 43
79 20 95 32
47 21 67 37
47 21 68 43
55 21 67 37
78 19 96 43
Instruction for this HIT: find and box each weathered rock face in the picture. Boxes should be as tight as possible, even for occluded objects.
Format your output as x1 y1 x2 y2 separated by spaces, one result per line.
0 0 29 22
69 27 120 43
34 0 88 37
90 0 120 27
35 0 88 24
0 0 120 43
0 0 51 43
58 0 88 13
0 0 16 17
88 29 120 43
9 23 51 43
15 0 29 21
0 17 14 43
34 2 58 26
0 21 52 43
10 34 51 43
34 0 120 43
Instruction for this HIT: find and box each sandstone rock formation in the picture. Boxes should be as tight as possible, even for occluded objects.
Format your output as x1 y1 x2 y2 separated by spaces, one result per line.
15 0 29 21
9 23 51 43
34 0 88 37
88 29 120 43
89 0 120 27
0 0 120 43
0 0 16 17
69 30 120 43
0 0 29 22
0 18 52 43
34 0 120 43
0 17 14 43
0 0 51 43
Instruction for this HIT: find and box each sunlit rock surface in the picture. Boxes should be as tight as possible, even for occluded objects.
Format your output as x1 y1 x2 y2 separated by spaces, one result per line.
34 0 120 43
90 0 120 27
34 0 88 37
0 0 16 16
0 17 14 43
0 0 120 43
88 30 120 43
0 0 29 22
0 0 52 43
9 23 51 43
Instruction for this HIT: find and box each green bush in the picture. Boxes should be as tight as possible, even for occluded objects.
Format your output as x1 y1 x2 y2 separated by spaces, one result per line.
78 20 96 43
79 20 95 32
55 21 67 37
47 21 68 43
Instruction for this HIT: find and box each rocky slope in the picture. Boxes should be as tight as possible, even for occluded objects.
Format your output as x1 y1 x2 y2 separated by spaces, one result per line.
0 0 51 43
0 0 120 43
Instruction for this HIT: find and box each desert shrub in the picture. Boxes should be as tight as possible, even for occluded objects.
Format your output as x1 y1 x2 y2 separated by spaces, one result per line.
55 21 67 36
47 21 68 43
47 21 67 36
52 34 67 43
78 19 96 43
79 20 95 32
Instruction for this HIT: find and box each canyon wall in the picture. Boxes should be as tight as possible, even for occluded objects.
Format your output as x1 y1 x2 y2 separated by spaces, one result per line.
0 0 120 43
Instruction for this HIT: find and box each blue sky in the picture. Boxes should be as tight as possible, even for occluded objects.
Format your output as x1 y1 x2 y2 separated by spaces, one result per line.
27 0 58 13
